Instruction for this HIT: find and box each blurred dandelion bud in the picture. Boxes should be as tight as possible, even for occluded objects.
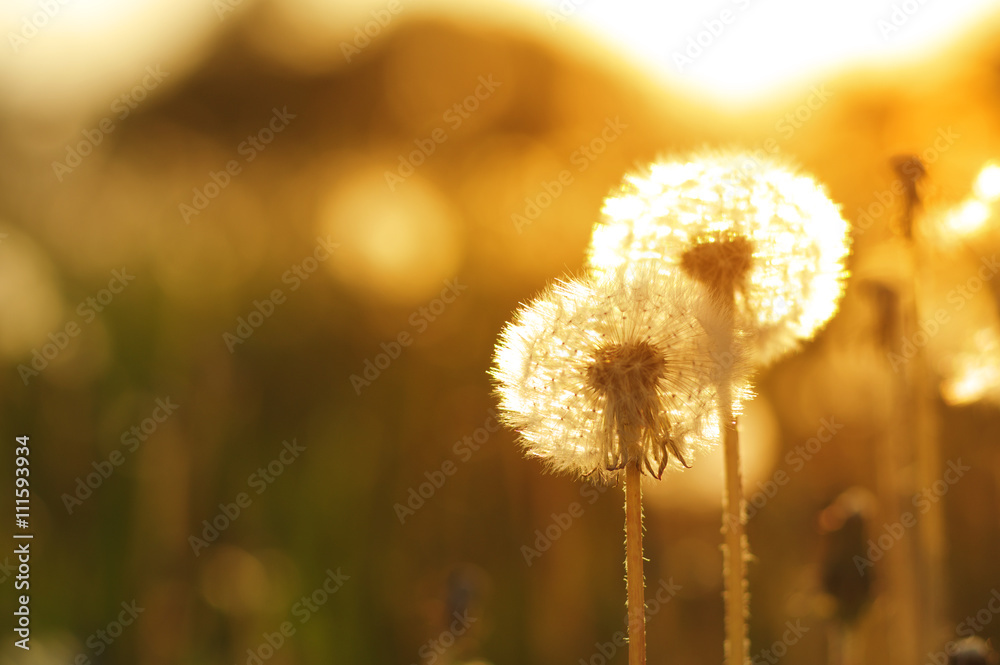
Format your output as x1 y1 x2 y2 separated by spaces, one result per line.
948 637 999 665
890 154 926 239
588 151 852 365
818 487 877 625
491 263 748 482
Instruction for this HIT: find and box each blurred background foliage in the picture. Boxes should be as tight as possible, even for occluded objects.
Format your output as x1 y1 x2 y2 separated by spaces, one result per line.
0 1 1000 664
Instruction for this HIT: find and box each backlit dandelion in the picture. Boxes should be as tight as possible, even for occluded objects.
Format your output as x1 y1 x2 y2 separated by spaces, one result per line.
492 263 749 665
589 151 852 365
492 263 739 482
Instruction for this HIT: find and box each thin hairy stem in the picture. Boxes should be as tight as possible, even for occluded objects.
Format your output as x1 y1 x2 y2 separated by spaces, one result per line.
714 289 748 665
679 240 751 665
720 377 748 665
625 460 646 665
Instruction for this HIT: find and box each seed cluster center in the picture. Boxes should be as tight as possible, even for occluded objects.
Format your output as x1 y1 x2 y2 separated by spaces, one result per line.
587 340 667 402
680 235 755 297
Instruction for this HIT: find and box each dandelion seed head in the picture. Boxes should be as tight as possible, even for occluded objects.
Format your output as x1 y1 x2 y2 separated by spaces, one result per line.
679 235 755 301
589 151 851 365
492 264 750 482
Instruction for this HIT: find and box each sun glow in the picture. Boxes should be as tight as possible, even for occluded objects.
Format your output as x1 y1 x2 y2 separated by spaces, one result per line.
525 0 999 100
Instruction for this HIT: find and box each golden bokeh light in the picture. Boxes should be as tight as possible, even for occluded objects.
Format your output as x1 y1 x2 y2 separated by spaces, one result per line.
0 0 211 118
0 224 65 360
973 162 1000 201
318 164 464 306
943 199 991 237
941 327 1000 406
199 545 270 616
935 161 1000 240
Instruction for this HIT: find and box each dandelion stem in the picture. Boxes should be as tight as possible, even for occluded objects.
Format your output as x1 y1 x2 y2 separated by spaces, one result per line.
877 155 928 665
679 237 751 665
896 155 945 657
720 375 748 665
624 459 646 665
714 290 748 665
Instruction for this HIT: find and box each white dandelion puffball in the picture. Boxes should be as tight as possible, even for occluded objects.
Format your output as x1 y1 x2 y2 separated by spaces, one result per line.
492 264 749 482
588 152 851 365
